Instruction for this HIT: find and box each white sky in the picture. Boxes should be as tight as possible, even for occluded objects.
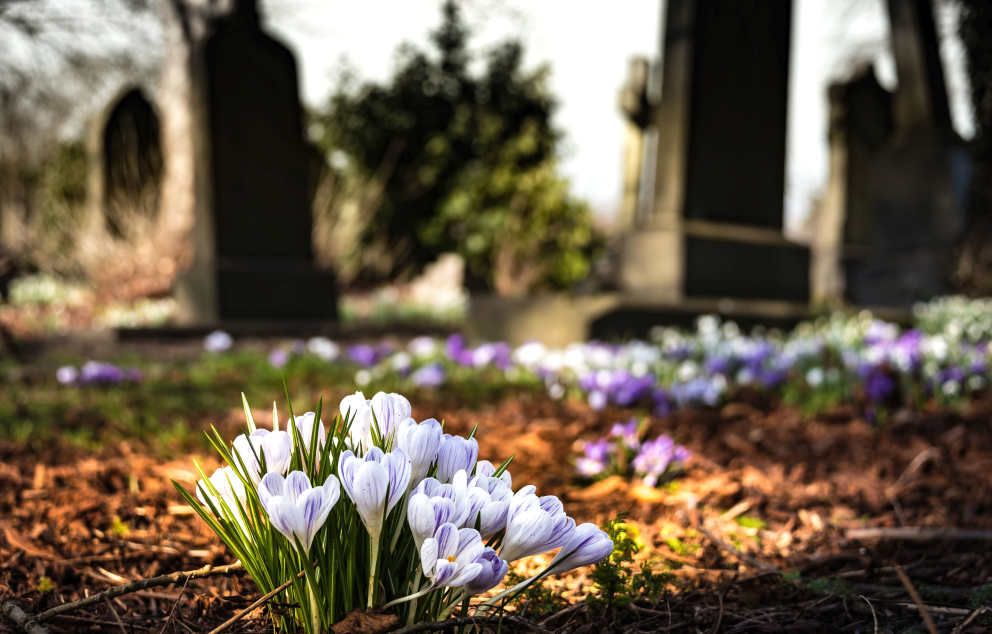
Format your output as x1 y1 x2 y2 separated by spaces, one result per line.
262 0 974 233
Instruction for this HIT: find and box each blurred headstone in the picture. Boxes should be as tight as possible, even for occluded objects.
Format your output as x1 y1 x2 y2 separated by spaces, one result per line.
619 0 809 303
812 67 893 307
163 0 336 324
842 0 970 307
617 57 651 232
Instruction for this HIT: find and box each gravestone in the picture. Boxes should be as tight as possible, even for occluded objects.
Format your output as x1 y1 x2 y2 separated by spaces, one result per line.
168 0 337 324
812 67 893 306
617 57 651 231
843 0 971 307
619 0 809 303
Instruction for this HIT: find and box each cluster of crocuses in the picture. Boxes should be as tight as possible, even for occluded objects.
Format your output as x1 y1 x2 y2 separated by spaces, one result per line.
576 420 691 488
177 391 612 633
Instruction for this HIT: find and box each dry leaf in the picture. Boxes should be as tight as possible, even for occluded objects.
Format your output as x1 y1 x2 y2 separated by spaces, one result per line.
330 609 400 634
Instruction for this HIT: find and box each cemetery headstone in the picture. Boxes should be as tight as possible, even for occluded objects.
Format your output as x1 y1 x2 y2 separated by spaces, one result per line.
619 0 808 303
167 0 336 324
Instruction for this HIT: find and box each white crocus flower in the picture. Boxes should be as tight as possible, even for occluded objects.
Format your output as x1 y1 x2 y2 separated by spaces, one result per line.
258 471 340 553
340 392 373 451
370 391 412 440
232 429 292 485
338 447 411 539
288 412 326 459
395 417 443 486
196 466 248 531
419 523 485 589
436 434 478 483
544 523 614 576
499 487 575 563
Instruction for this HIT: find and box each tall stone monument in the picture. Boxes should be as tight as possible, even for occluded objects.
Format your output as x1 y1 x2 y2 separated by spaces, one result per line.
163 0 336 324
842 0 970 307
619 0 809 304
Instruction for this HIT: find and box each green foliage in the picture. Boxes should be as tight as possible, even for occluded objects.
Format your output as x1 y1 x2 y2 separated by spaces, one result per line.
969 584 992 609
587 519 674 614
312 0 599 291
735 515 767 530
36 577 56 593
778 571 854 597
110 516 131 537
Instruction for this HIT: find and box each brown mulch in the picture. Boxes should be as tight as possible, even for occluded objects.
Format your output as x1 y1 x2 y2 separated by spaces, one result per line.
3 392 992 633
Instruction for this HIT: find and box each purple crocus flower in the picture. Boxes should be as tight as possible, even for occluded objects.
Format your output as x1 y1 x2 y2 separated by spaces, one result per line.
545 523 614 576
632 436 675 487
609 420 640 450
576 439 610 477
348 344 378 367
462 548 508 594
862 368 895 403
79 361 126 386
411 363 446 388
268 349 290 368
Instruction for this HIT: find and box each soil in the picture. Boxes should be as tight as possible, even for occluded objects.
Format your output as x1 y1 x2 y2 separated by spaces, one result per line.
3 390 992 633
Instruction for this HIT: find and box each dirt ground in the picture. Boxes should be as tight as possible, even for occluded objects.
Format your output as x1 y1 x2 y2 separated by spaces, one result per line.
3 390 992 633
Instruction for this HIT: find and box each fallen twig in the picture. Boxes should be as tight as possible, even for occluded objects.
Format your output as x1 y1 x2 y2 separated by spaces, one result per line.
847 527 992 541
859 596 879 634
1 601 50 634
951 606 991 634
103 596 128 634
35 562 244 622
160 573 192 634
697 526 779 573
895 566 938 634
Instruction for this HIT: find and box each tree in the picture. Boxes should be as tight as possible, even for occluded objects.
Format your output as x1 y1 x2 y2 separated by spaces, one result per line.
311 0 599 293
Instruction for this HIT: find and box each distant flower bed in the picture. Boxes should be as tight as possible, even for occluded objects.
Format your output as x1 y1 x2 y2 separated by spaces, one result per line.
57 361 142 386
59 296 992 425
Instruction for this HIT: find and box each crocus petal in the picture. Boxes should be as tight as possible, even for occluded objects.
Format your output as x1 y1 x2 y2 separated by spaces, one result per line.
396 418 443 484
351 461 389 537
261 430 292 475
547 523 614 575
284 471 312 504
436 435 479 483
382 449 412 514
500 507 553 562
258 472 286 507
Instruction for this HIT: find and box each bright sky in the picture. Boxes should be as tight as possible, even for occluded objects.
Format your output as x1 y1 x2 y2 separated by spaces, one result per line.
261 0 975 234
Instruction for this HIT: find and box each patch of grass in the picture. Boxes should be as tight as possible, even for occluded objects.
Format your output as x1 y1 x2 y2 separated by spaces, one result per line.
735 515 767 530
969 584 992 609
662 537 699 557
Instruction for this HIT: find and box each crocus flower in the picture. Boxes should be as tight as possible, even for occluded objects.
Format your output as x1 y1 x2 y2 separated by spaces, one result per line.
460 480 511 538
56 366 78 385
203 330 233 353
289 412 326 458
545 523 614 575
472 460 511 489
340 392 373 451
632 436 675 487
436 434 478 483
258 471 340 553
499 487 575 562
306 336 340 361
461 549 508 595
196 466 247 519
407 491 455 550
348 344 378 367
395 417 443 484
232 429 292 485
609 420 640 450
268 349 290 368
420 523 485 589
370 392 412 439
338 447 411 540
411 363 446 388
576 439 610 478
